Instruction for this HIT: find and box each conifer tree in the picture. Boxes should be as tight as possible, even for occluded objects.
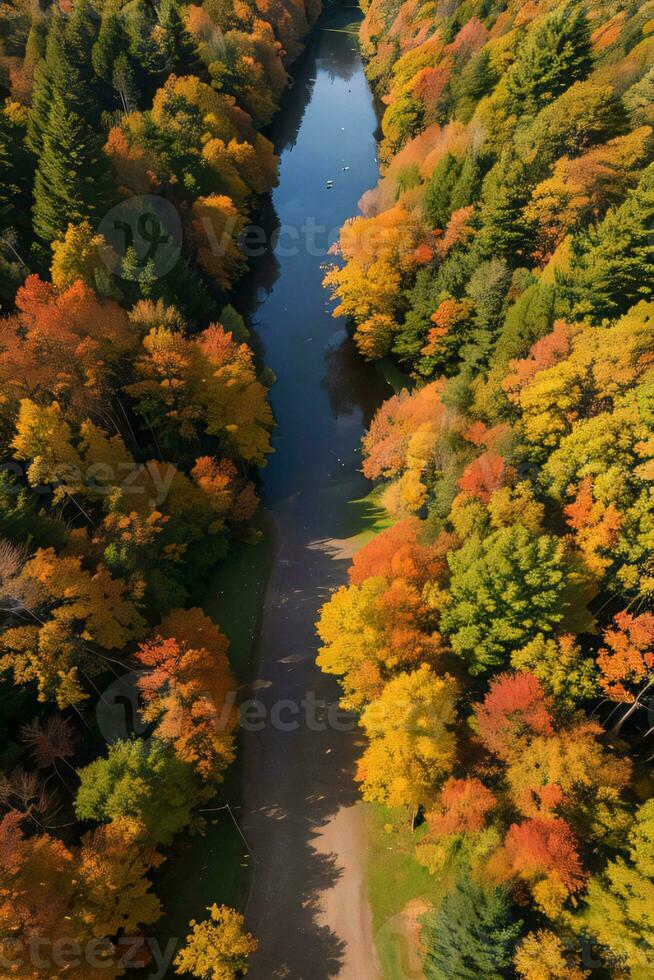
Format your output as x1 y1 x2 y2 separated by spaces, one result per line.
32 93 113 248
507 4 593 115
421 878 523 979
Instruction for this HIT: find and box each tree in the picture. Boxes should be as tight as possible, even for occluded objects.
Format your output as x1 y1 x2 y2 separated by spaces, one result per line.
362 382 446 480
174 904 258 980
0 275 135 421
317 576 443 710
565 163 654 320
0 548 144 707
514 930 588 980
32 92 113 248
349 518 453 588
596 611 654 729
423 153 461 229
75 738 200 846
582 800 654 972
511 635 597 715
135 608 237 781
355 666 458 811
421 876 523 979
441 526 594 675
50 222 112 293
474 672 554 761
424 777 497 837
191 195 247 289
504 722 631 839
487 818 586 918
506 5 593 115
74 817 163 937
12 400 83 501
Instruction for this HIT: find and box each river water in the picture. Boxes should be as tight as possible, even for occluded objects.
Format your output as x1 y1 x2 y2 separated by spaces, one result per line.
235 9 390 978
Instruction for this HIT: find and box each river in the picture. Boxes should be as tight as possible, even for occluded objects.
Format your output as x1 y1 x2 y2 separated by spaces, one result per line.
236 8 390 978
148 8 391 976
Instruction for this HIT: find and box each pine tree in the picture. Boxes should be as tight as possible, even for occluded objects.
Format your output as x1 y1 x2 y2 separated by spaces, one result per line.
32 93 113 247
156 0 203 76
421 877 523 979
454 50 495 122
507 4 593 115
565 162 654 320
450 152 483 212
26 14 68 157
424 153 461 229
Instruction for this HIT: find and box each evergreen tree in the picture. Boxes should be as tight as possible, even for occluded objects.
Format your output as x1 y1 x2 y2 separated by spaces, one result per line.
421 877 523 979
454 50 495 122
507 3 593 115
449 152 483 212
156 0 203 76
565 162 654 320
424 153 461 229
26 13 68 157
66 0 99 85
92 0 125 83
0 108 32 233
476 148 532 260
32 93 113 248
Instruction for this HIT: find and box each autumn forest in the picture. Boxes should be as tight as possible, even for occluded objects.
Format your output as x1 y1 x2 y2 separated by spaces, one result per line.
0 0 653 975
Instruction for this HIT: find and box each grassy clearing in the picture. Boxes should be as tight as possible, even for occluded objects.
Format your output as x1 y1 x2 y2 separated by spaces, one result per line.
200 510 275 681
365 804 440 980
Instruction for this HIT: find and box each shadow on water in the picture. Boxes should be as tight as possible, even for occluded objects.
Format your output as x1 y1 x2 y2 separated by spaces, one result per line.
148 7 390 978
237 8 390 979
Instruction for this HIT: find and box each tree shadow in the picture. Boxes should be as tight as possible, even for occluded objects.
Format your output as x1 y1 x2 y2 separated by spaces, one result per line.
239 509 370 979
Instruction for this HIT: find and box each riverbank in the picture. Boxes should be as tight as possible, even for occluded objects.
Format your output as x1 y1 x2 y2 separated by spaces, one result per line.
144 6 393 975
234 7 391 976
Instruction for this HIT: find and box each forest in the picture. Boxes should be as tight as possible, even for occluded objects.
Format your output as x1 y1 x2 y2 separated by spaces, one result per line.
0 0 319 974
316 0 654 976
1 0 654 975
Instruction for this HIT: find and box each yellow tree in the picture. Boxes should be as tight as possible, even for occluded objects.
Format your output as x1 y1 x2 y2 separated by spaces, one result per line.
316 577 443 711
174 904 258 980
356 665 458 815
514 930 589 980
74 817 163 939
12 399 83 501
0 548 144 706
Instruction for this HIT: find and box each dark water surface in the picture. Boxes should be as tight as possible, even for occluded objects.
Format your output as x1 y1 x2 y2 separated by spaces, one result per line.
151 10 390 977
236 11 390 978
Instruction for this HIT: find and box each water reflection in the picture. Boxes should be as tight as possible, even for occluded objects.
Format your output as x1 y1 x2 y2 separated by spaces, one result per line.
321 327 389 423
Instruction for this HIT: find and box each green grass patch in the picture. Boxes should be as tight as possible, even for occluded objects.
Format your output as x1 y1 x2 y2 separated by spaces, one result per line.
199 510 275 681
378 357 412 394
366 804 439 980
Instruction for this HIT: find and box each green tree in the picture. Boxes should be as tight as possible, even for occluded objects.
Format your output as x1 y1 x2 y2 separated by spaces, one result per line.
75 739 201 846
506 4 593 115
565 162 654 320
476 148 532 260
421 877 523 979
582 800 654 972
441 525 594 674
157 0 203 76
424 153 461 229
26 13 67 157
32 93 113 247
454 50 496 122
